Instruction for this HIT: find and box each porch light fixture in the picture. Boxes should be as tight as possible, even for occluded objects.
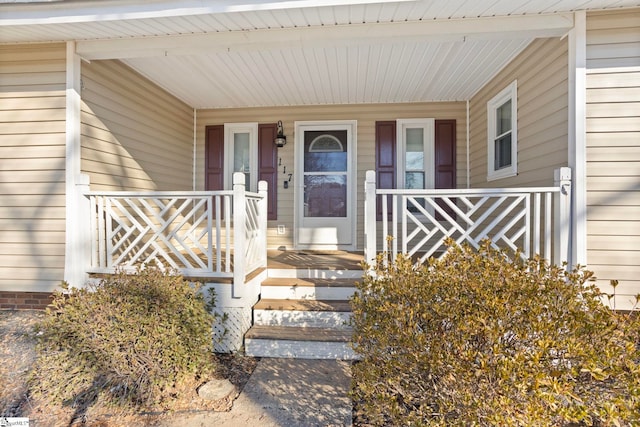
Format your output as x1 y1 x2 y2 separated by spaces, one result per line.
274 120 287 148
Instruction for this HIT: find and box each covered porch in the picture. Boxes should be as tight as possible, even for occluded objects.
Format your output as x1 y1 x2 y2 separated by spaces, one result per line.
36 1 591 301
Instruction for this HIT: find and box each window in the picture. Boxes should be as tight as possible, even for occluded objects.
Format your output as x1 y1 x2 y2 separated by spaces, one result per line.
303 130 348 218
225 123 258 191
487 80 517 181
397 119 435 190
309 134 343 152
397 119 434 212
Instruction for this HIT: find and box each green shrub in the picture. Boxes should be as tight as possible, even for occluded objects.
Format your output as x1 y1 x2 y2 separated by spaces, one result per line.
30 267 219 409
351 241 640 426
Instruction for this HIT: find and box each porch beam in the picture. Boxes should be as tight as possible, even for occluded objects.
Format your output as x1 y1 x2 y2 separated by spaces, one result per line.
76 13 573 60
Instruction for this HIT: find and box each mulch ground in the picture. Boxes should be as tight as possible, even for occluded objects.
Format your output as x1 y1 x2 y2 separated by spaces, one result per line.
0 309 259 426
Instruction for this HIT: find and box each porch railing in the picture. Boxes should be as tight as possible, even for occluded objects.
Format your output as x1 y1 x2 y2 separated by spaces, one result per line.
364 168 572 267
86 173 268 296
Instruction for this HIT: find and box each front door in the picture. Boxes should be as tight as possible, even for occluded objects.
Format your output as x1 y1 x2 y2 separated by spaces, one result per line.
295 121 356 249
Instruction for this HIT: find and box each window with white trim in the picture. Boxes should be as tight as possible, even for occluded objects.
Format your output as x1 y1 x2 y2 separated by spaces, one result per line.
487 80 517 181
224 123 258 191
397 119 434 212
397 119 435 190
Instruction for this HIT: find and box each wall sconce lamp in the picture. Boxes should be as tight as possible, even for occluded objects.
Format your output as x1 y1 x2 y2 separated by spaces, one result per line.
274 120 287 148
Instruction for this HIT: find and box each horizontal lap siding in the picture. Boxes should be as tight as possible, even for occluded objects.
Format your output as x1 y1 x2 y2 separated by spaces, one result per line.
586 9 640 310
469 37 569 188
197 103 466 249
0 43 67 292
81 60 193 191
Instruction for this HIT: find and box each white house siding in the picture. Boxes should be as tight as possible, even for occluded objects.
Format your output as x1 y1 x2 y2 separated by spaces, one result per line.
81 60 193 191
0 43 67 293
469 37 569 188
586 9 640 311
196 102 467 249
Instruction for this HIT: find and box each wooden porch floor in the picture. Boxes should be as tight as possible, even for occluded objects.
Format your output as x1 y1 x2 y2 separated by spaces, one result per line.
266 249 364 271
91 250 364 283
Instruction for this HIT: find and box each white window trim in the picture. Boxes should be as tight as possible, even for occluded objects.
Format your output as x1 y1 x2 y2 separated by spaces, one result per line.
487 80 518 181
396 118 435 189
224 122 258 191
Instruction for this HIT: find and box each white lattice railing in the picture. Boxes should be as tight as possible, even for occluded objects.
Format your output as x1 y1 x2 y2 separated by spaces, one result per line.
87 173 268 296
243 190 267 274
364 168 572 267
88 191 231 276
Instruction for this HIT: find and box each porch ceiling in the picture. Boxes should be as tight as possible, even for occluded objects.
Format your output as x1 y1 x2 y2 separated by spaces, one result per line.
2 0 638 109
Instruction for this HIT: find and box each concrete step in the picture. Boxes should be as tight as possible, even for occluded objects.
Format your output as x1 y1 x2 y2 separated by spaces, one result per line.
253 298 352 329
244 325 357 360
260 277 357 300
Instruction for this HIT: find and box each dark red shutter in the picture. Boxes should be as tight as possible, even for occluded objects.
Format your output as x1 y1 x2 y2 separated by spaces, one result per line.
375 121 396 220
258 123 278 220
205 125 224 191
434 119 456 219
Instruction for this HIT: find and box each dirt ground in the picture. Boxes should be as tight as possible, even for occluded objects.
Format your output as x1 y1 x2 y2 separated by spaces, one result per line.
0 309 258 427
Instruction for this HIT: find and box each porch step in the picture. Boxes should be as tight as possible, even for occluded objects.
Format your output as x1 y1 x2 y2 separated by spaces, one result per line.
246 297 356 359
244 325 357 360
254 298 352 312
253 298 352 329
244 252 362 360
260 277 358 300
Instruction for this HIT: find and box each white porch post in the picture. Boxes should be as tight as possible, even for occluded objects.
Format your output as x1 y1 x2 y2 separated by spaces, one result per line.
554 167 572 268
64 41 90 287
258 180 268 266
364 170 377 266
568 10 588 268
232 172 246 299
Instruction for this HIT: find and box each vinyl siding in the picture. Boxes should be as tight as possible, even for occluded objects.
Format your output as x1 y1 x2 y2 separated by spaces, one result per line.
196 102 466 249
586 9 640 310
0 43 67 292
81 60 193 191
469 37 569 188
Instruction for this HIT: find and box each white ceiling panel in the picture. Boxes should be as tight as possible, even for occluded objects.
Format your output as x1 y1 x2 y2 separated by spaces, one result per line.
2 0 639 108
3 0 639 43
121 36 533 108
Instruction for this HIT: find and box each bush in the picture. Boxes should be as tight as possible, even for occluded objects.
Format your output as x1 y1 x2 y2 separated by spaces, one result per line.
30 267 219 409
351 241 640 426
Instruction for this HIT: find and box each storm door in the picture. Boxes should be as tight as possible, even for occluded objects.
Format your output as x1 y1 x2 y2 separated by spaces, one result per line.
295 121 356 249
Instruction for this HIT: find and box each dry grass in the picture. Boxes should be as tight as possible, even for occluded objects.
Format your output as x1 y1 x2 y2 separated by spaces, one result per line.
0 310 258 427
0 310 44 415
